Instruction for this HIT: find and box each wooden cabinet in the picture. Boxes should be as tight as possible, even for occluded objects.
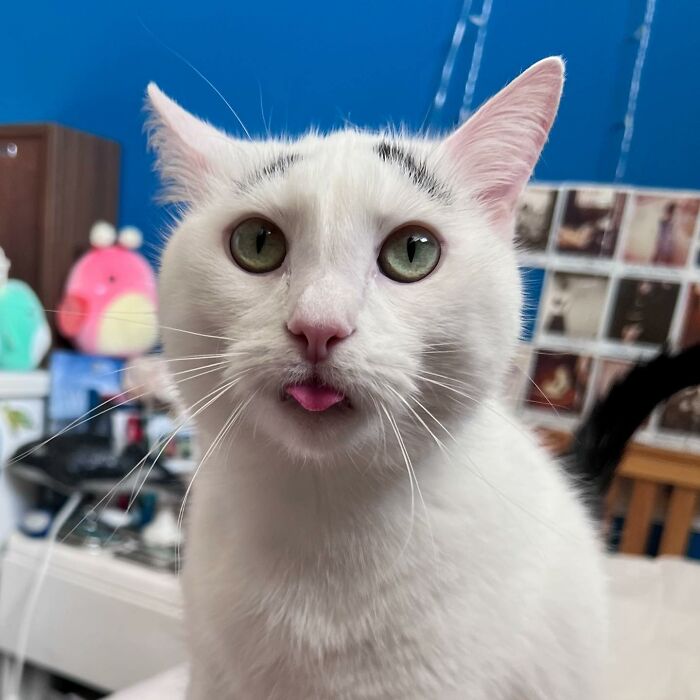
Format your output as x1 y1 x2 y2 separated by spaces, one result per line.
0 124 120 333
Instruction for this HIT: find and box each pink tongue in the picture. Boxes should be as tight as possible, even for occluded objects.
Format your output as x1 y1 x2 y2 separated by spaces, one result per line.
286 383 345 412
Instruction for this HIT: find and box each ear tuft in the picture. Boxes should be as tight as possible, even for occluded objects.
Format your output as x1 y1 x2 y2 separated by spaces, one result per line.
442 57 565 228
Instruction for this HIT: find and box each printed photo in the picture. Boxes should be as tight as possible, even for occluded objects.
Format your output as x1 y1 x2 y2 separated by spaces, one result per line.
555 188 626 258
525 351 592 414
514 188 558 252
519 267 546 342
606 278 680 346
623 195 699 267
680 283 700 349
660 387 700 435
541 272 609 339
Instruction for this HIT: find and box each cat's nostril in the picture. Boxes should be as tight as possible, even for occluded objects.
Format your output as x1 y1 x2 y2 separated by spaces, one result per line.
287 320 353 363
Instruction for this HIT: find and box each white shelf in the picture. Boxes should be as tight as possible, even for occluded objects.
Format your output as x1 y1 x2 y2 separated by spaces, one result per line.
0 371 50 399
0 534 185 692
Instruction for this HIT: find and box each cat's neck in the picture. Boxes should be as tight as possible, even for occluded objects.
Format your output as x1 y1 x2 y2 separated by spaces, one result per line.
191 423 441 562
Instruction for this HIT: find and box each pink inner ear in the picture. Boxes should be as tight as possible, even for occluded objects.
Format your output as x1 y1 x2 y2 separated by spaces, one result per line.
443 57 564 228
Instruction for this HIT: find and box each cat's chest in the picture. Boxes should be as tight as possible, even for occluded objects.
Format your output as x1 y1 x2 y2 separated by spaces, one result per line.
200 561 471 698
188 546 529 700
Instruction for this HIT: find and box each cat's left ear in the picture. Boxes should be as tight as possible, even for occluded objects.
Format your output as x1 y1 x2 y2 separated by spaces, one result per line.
440 57 564 227
146 83 245 203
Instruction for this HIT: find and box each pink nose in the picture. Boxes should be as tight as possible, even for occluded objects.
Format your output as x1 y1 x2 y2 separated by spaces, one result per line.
287 319 352 363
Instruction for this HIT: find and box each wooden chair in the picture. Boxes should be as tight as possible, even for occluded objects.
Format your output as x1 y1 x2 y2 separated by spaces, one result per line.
538 428 700 557
608 443 700 556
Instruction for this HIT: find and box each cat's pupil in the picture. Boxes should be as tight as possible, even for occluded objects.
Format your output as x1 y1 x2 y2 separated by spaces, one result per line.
256 229 267 254
406 236 417 263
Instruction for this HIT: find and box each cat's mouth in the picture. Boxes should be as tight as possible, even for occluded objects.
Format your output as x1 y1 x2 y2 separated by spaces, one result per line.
282 378 350 412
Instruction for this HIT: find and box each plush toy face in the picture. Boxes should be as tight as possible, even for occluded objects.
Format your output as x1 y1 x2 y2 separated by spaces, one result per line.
58 241 158 358
0 280 51 370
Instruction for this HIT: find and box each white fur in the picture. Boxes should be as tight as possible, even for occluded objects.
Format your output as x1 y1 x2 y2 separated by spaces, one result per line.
149 57 608 699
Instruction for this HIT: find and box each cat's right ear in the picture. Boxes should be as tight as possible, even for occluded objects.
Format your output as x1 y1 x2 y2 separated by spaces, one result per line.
439 57 564 229
145 83 242 203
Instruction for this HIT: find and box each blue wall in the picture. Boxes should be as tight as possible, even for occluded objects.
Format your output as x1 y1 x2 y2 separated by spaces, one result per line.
3 1 699 255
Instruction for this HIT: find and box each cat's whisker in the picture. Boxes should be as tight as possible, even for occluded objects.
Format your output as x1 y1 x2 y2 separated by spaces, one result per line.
384 385 450 456
137 16 252 140
411 372 543 447
381 403 438 564
422 341 462 350
392 377 585 543
382 383 584 543
177 390 258 572
406 393 457 443
461 448 583 544
8 388 141 467
344 450 360 474
514 365 563 417
415 368 479 386
160 359 231 384
99 351 249 378
8 360 232 468
123 369 255 517
168 360 233 387
379 403 416 562
412 374 474 400
44 308 236 343
6 380 172 467
60 373 249 544
370 396 388 459
157 351 247 363
258 82 272 138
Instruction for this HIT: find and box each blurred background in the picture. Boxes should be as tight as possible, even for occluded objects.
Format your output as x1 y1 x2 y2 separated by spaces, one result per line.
1 2 700 698
2 0 700 250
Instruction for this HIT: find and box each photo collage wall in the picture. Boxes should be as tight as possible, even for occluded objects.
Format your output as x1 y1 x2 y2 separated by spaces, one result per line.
509 184 700 451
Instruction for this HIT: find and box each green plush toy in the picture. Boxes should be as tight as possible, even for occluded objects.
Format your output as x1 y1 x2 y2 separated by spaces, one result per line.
0 247 51 371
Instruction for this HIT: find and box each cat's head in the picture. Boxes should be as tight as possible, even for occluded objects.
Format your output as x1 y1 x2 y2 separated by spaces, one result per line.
149 58 563 462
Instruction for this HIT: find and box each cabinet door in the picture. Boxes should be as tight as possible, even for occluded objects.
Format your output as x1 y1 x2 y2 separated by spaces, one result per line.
0 135 45 291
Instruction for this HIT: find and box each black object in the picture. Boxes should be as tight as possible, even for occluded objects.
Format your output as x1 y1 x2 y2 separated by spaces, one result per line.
566 344 700 504
9 433 182 495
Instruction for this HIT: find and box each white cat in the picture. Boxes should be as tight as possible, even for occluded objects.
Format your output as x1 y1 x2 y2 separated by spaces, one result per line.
148 57 607 699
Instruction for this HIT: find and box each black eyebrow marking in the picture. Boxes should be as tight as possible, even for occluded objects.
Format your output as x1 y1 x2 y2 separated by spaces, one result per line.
240 153 301 192
374 141 452 203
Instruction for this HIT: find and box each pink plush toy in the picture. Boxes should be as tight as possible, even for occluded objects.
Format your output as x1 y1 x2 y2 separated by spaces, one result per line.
57 222 158 357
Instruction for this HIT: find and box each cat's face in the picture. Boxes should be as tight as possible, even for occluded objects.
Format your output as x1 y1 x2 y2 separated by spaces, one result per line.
151 58 563 461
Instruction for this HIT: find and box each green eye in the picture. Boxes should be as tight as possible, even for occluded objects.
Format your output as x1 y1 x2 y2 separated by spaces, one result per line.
229 218 287 273
378 226 441 283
